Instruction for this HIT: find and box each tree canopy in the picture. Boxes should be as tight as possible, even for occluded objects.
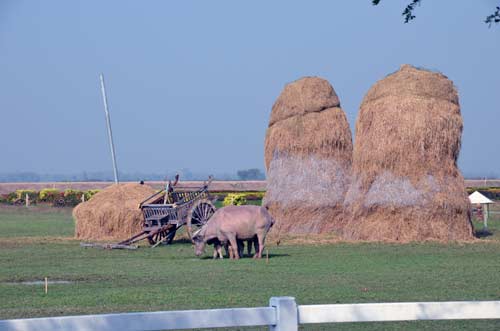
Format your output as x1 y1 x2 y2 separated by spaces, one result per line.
372 1 500 27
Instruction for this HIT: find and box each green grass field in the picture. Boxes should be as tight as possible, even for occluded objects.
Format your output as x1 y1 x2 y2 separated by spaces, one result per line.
0 205 499 330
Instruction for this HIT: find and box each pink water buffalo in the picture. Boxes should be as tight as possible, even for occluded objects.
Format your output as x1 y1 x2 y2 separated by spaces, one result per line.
192 205 274 259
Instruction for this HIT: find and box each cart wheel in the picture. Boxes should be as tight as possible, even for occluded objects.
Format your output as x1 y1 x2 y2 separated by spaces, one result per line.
147 225 176 246
147 230 163 245
147 228 166 245
186 199 216 240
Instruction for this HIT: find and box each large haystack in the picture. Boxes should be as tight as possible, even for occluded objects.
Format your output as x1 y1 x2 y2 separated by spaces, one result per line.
343 64 474 242
74 183 155 241
264 77 353 235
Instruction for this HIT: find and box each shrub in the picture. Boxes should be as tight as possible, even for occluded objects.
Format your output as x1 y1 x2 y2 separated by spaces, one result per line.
240 191 266 200
0 192 19 204
84 189 100 201
39 188 61 202
64 189 85 206
223 193 247 206
15 190 38 201
0 194 12 204
213 191 265 200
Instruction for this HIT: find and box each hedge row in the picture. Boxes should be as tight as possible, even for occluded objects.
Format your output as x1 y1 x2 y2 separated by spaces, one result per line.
0 189 265 207
213 191 265 201
0 189 100 206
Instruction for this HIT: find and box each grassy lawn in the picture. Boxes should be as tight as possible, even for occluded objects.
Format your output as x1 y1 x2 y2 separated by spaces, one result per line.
0 205 499 330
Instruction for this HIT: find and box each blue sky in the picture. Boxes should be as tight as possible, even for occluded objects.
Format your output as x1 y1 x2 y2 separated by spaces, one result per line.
0 1 499 177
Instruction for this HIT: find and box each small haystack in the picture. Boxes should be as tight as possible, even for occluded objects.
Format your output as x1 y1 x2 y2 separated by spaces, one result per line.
264 77 353 235
343 64 474 242
74 183 155 241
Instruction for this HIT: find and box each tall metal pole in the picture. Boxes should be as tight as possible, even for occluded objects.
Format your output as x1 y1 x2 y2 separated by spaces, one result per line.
99 73 119 184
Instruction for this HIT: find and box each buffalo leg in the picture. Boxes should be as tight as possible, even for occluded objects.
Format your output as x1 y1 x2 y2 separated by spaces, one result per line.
224 242 231 258
212 247 218 259
216 244 223 259
227 235 239 259
253 236 260 257
254 234 265 259
237 239 244 258
246 239 253 257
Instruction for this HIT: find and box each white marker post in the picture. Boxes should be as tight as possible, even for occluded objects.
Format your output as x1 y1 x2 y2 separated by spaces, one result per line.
483 203 489 231
99 74 119 184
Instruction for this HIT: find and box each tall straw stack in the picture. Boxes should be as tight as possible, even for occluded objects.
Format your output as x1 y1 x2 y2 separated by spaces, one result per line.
264 77 353 235
343 65 474 242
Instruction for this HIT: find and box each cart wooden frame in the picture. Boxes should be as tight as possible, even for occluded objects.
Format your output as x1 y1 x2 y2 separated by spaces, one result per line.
119 177 216 247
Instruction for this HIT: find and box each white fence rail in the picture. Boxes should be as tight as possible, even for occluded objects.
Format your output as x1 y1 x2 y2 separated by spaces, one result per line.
0 307 275 331
1 297 499 331
298 301 500 324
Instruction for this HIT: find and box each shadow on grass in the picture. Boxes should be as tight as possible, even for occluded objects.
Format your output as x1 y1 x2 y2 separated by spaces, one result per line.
171 238 194 244
198 253 290 260
475 229 493 238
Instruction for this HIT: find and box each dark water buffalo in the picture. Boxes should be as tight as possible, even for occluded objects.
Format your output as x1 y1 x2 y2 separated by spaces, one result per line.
193 205 274 259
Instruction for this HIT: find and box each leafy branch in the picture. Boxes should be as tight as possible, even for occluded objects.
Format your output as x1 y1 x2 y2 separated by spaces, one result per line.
485 6 500 27
372 0 420 23
372 1 500 27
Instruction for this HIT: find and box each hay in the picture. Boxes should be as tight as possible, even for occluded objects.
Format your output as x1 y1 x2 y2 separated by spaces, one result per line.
264 77 353 235
268 77 340 127
73 183 155 241
342 64 474 242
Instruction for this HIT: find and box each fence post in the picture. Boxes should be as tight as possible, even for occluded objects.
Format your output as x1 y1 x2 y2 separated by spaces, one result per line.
269 297 298 331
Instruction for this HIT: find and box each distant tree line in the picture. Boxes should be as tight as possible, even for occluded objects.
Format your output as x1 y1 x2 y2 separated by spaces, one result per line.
0 169 267 182
236 168 266 181
0 170 496 182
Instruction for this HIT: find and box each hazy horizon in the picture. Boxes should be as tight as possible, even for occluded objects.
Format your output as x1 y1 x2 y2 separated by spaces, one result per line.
1 1 499 177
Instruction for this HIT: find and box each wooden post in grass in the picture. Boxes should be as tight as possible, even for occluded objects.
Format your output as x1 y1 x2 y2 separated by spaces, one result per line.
44 277 48 294
25 194 29 207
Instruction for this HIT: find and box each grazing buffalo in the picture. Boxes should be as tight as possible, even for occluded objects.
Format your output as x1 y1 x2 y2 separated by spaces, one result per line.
193 205 274 259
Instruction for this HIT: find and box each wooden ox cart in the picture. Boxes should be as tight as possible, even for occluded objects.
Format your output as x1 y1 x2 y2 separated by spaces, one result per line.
118 176 217 248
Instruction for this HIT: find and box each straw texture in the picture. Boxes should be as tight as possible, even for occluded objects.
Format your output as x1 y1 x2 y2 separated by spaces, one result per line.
74 183 155 241
342 65 474 241
264 77 353 235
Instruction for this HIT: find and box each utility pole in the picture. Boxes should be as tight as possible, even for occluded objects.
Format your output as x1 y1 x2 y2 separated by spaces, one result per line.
99 73 119 184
